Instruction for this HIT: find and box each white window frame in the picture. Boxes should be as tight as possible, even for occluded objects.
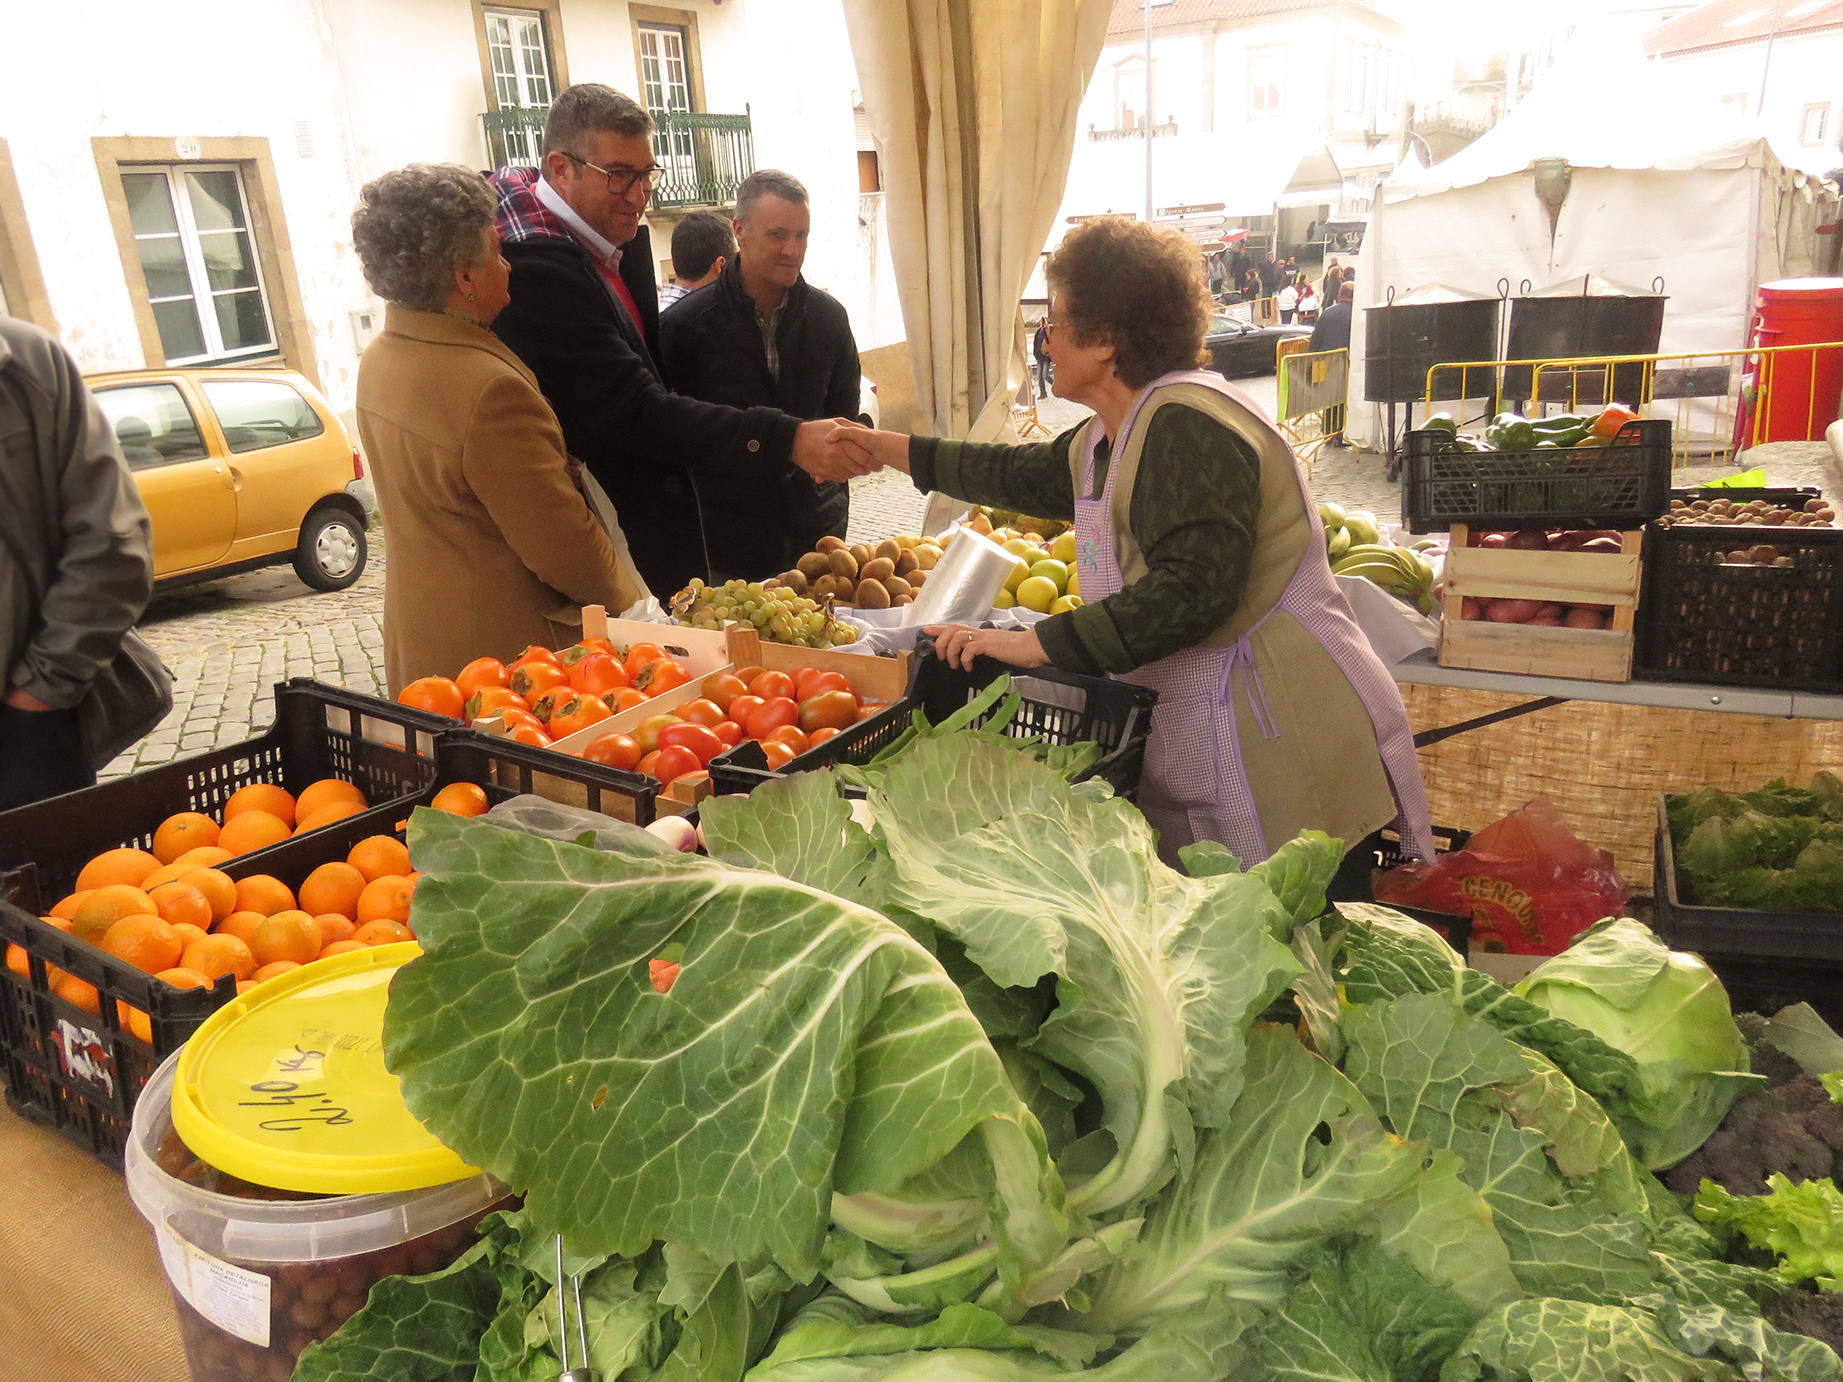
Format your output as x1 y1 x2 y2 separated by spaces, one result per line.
485 7 556 110
1801 103 1830 146
124 164 275 367
637 21 694 115
1248 44 1286 118
1114 54 1147 130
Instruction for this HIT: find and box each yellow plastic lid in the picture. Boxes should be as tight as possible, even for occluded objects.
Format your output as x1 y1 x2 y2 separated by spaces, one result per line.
170 942 479 1195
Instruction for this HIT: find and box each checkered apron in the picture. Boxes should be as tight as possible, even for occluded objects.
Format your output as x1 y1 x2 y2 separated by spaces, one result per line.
1074 370 1435 865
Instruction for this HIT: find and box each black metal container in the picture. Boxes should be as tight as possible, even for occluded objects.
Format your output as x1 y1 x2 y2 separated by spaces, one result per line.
1363 284 1502 402
1501 273 1667 404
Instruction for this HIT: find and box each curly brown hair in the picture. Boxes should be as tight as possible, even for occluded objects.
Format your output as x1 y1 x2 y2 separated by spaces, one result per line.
351 164 496 313
1046 219 1212 389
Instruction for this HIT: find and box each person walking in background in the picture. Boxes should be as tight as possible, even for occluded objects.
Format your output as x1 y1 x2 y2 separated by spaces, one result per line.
486 84 872 599
1239 267 1261 302
351 164 644 691
1296 278 1319 325
0 315 162 809
1321 257 1344 304
1276 274 1300 324
1257 251 1280 297
658 168 861 577
658 209 733 313
1033 320 1052 397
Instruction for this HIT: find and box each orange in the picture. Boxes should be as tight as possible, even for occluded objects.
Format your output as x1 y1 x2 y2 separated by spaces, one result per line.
76 848 161 893
295 779 367 822
49 891 92 920
117 1003 153 1045
234 875 295 917
295 801 365 834
222 783 296 828
251 960 302 984
250 912 321 967
236 980 258 997
214 911 267 947
5 944 25 979
170 922 210 953
347 836 412 884
180 934 256 982
317 940 368 958
430 783 489 818
71 885 157 943
99 915 182 975
355 875 414 927
311 913 357 947
298 862 366 919
152 813 220 865
54 974 100 1014
154 967 212 990
353 918 415 946
178 868 237 922
218 810 291 856
174 846 234 869
148 881 213 931
141 860 197 894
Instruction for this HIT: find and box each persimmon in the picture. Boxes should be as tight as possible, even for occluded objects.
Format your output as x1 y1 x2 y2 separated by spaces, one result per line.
633 657 690 695
527 686 572 724
604 687 649 713
561 637 615 664
567 653 630 696
398 676 465 719
509 661 569 700
511 644 562 670
548 695 613 739
464 686 529 722
455 657 511 699
622 642 667 678
508 724 553 748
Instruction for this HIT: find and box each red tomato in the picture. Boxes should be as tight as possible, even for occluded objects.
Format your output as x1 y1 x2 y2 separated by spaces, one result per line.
652 744 701 783
583 732 642 771
701 673 748 714
637 750 661 778
548 694 614 739
727 694 765 729
675 697 726 728
799 690 861 733
742 696 799 741
731 664 766 688
568 652 630 695
763 725 808 756
508 724 553 748
749 670 795 701
807 726 842 746
634 657 690 695
622 642 667 678
658 722 725 766
498 707 547 734
456 657 511 699
711 719 745 748
513 645 563 670
510 660 570 700
794 668 851 700
635 712 683 755
605 687 649 713
465 686 529 721
761 740 796 770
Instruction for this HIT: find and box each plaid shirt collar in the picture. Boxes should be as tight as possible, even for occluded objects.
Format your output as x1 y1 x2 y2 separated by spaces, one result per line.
490 166 579 250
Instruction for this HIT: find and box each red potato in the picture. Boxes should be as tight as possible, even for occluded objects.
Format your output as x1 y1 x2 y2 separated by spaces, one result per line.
1486 599 1544 623
1506 531 1551 550
1564 607 1608 629
1547 531 1589 552
1460 597 1484 621
1479 533 1509 548
1526 611 1563 625
1534 602 1565 620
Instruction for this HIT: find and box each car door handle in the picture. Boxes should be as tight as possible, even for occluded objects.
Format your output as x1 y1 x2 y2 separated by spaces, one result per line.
221 466 244 493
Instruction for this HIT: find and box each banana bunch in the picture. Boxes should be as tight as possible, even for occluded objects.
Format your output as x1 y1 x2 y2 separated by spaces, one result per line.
1319 502 1438 614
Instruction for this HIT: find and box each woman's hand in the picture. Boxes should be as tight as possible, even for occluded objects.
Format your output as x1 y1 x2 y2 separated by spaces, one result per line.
856 429 912 475
925 624 1050 671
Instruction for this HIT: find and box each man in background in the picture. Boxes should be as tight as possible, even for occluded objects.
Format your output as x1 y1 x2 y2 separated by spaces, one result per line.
0 315 155 808
659 168 860 578
658 210 734 313
1310 281 1356 441
488 85 871 598
1258 251 1280 297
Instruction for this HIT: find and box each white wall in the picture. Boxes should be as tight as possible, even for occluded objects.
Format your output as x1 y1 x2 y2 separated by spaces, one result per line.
1656 31 1843 174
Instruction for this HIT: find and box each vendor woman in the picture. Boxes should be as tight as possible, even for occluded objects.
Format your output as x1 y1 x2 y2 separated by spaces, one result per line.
863 219 1433 872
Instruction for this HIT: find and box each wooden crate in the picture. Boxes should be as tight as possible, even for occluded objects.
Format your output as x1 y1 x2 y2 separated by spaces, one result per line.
724 625 912 704
1437 526 1643 684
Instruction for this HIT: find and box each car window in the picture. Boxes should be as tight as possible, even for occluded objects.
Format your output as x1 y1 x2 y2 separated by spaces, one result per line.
199 378 325 454
1208 313 1236 332
95 382 210 470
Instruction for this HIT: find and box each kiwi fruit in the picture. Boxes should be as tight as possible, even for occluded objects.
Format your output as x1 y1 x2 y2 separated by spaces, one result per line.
828 548 860 581
860 556 896 583
885 576 913 600
796 551 832 581
816 535 846 554
849 543 875 569
855 578 891 609
875 538 902 563
913 544 942 570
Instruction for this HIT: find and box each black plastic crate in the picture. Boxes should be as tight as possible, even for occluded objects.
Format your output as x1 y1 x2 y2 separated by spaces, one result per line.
1401 418 1672 533
1634 490 1843 693
1351 824 1476 952
0 679 451 910
708 647 1158 801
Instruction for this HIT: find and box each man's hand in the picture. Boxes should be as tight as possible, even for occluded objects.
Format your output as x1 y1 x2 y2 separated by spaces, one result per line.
2 687 56 712
792 419 880 483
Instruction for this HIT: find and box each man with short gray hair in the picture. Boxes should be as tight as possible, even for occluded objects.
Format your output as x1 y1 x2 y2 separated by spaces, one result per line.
658 168 861 577
488 85 873 598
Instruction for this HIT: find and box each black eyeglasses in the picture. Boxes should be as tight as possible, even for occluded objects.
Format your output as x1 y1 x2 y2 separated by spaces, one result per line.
562 152 663 198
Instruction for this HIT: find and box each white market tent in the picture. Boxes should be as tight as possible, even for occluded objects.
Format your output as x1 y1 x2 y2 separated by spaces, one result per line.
1346 45 1837 451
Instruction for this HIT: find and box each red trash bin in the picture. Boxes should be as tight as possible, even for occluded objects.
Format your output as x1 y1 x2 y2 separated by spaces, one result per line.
1751 277 1843 443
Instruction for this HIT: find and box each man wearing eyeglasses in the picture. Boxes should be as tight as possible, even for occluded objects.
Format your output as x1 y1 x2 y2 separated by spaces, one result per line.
487 83 875 600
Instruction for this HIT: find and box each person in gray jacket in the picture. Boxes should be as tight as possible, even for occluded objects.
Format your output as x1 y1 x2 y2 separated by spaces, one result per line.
0 315 155 809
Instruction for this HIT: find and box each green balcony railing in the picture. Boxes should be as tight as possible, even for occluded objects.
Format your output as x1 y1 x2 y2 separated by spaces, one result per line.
481 106 754 210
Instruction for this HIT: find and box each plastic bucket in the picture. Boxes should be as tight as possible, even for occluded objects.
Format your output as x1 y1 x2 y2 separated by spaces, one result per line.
1752 277 1843 443
125 1048 504 1382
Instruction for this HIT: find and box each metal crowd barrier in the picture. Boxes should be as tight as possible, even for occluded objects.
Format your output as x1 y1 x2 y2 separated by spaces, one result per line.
1276 342 1348 470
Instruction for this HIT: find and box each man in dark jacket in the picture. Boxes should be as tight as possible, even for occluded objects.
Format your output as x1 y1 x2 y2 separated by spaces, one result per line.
658 169 859 577
1310 282 1356 439
488 84 872 599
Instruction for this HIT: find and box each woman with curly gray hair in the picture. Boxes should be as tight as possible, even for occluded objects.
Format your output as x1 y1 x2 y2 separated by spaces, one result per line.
352 162 643 692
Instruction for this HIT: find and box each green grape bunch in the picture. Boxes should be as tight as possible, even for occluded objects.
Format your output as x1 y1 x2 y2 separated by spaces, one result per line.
669 578 859 649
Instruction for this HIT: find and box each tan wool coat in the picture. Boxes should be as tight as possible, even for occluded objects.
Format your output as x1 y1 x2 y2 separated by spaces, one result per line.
357 306 643 692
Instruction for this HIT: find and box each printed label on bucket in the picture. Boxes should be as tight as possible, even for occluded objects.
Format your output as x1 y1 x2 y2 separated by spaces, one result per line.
156 1221 271 1347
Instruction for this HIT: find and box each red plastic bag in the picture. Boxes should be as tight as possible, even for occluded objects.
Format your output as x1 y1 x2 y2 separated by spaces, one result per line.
1372 798 1630 955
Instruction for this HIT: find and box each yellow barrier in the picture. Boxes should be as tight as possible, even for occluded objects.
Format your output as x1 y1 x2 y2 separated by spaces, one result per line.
1276 341 1348 470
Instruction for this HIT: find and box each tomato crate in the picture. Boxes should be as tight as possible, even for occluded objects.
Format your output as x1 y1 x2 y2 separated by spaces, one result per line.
1634 490 1843 693
0 680 450 910
709 646 1158 802
1401 419 1672 534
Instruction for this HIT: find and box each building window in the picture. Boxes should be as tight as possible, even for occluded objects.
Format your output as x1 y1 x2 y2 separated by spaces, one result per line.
1802 103 1830 145
120 165 275 365
485 8 557 112
858 150 882 193
1114 55 1147 130
1248 45 1285 117
637 22 694 114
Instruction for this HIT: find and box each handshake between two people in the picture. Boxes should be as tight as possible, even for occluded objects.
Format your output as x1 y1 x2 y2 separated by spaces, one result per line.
790 418 912 484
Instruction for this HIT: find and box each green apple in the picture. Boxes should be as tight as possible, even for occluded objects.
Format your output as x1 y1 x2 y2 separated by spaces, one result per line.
1004 558 1032 594
993 587 1016 609
1049 531 1077 564
1029 558 1069 593
1016 575 1060 613
1002 537 1036 558
1050 594 1084 614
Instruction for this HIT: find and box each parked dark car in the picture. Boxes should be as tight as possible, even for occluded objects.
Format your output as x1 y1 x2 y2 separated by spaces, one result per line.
1204 313 1311 379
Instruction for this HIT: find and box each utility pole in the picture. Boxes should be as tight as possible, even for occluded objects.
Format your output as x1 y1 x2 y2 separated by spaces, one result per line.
1144 0 1154 221
1757 11 1782 119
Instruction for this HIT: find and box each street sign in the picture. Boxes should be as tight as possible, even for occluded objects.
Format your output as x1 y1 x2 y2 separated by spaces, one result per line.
1160 216 1230 239
1157 202 1225 217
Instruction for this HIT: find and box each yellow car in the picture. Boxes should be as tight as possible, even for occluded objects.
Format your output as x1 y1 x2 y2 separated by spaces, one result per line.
88 366 371 591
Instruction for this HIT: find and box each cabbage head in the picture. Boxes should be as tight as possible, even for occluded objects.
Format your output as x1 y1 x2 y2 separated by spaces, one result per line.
1513 919 1754 1171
